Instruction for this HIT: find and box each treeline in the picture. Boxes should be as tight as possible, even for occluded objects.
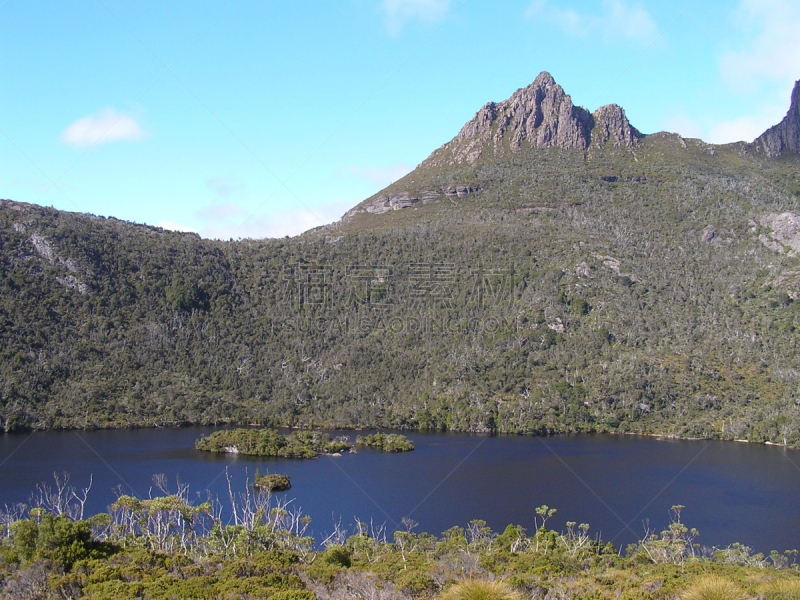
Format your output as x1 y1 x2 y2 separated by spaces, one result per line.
1 137 800 447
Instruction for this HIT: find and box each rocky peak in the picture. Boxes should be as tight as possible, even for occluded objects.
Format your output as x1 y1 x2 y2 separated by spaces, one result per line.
592 104 641 147
434 72 640 165
754 80 800 157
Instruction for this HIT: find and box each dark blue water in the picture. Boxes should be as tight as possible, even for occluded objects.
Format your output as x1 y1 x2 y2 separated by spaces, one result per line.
1 428 800 553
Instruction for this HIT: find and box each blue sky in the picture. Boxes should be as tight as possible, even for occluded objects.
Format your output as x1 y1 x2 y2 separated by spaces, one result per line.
1 0 799 239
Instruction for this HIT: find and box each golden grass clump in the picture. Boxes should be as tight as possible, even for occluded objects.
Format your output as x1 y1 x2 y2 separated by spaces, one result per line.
681 576 749 600
440 580 523 600
763 578 800 600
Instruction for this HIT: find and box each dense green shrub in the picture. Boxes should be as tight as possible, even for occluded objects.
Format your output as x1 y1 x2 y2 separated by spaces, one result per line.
321 545 352 568
10 513 115 569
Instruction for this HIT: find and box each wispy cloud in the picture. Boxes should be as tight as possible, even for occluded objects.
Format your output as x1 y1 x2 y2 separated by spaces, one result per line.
341 163 413 188
660 101 787 144
196 202 245 222
526 0 657 41
703 0 800 143
382 0 450 34
719 0 800 92
706 102 788 144
194 199 353 240
207 176 244 198
59 108 146 148
660 115 705 140
10 178 52 194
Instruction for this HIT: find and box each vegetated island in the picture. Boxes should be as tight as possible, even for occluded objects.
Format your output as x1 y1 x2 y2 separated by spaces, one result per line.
195 428 350 458
254 469 291 491
195 428 414 458
355 432 415 452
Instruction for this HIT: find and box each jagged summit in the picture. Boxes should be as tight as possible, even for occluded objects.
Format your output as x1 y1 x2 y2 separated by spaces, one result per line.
428 71 641 166
754 80 800 157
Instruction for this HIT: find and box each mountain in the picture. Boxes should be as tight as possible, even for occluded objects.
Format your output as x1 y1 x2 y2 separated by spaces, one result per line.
2 73 800 446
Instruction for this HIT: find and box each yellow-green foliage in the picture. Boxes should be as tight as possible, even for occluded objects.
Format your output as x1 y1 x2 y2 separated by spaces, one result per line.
681 576 749 600
440 580 523 600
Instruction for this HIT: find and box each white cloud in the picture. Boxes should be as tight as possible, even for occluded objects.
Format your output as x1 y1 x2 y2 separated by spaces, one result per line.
527 0 657 41
195 199 353 240
341 163 413 188
59 108 146 148
719 0 800 92
382 0 450 33
156 220 196 233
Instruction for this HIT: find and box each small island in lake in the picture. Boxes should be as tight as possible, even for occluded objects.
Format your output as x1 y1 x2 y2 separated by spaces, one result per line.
195 428 350 458
195 428 415 457
356 433 415 452
254 470 291 491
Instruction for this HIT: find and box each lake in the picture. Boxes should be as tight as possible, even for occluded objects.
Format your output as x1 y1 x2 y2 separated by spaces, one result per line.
1 428 799 553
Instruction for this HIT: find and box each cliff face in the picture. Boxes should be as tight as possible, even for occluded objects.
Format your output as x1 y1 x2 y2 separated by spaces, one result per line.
432 72 640 165
754 80 800 157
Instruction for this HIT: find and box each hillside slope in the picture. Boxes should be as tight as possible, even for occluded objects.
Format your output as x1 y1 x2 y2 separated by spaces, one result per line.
2 74 800 444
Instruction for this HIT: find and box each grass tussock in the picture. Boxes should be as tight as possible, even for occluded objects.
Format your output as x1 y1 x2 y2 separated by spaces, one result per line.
440 580 523 600
682 576 749 600
763 578 800 600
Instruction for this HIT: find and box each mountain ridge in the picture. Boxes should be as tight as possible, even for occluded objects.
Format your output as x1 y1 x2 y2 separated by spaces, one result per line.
339 73 799 224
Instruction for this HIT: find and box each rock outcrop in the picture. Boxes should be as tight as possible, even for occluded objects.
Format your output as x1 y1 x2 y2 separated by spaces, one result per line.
27 231 90 294
431 72 642 165
754 80 800 157
591 104 641 147
760 212 800 255
344 184 486 218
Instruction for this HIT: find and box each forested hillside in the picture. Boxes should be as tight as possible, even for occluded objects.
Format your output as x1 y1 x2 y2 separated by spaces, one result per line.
2 74 800 445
